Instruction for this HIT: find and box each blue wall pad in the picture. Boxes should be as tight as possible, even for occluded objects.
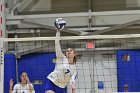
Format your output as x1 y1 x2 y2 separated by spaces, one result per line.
117 49 140 92
18 53 56 93
4 53 16 93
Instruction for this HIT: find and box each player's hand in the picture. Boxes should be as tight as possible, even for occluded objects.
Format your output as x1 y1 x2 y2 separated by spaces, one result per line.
26 76 30 84
71 84 76 93
9 79 13 87
57 29 60 32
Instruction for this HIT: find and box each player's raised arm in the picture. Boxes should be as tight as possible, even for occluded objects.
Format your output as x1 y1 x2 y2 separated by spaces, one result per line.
55 29 64 61
9 79 13 93
54 18 66 62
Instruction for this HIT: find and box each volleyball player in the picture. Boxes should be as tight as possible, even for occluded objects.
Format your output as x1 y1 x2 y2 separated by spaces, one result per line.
9 71 35 93
45 29 77 93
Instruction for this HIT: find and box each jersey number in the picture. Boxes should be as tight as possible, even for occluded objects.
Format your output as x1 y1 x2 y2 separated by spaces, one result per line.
65 69 70 74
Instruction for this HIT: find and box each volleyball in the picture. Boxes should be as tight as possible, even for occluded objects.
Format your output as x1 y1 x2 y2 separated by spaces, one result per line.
54 18 66 30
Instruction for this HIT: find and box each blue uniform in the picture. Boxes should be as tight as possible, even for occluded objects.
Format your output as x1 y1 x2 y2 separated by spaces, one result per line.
46 79 66 93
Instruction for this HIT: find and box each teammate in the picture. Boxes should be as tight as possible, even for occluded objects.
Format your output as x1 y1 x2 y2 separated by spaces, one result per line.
9 71 35 93
45 29 77 93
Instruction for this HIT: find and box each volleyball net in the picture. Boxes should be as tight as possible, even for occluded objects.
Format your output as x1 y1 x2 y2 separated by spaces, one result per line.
1 34 140 93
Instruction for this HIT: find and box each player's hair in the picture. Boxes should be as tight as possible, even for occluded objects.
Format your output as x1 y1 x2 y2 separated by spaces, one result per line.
19 71 28 82
65 48 77 64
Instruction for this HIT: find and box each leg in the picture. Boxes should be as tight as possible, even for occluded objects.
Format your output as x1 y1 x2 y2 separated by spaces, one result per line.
45 80 55 93
45 90 55 93
55 85 66 93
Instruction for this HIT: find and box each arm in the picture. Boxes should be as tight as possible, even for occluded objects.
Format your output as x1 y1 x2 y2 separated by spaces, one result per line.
71 83 76 93
9 79 13 93
26 77 34 93
12 85 17 93
70 69 77 93
28 83 34 93
9 79 17 93
55 30 65 62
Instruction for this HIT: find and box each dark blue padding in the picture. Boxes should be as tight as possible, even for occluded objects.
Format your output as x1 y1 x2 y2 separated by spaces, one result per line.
17 52 66 93
117 49 140 92
4 53 16 93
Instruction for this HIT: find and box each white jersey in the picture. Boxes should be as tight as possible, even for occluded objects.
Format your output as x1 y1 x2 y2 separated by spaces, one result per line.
12 83 35 93
47 31 77 88
47 55 77 88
